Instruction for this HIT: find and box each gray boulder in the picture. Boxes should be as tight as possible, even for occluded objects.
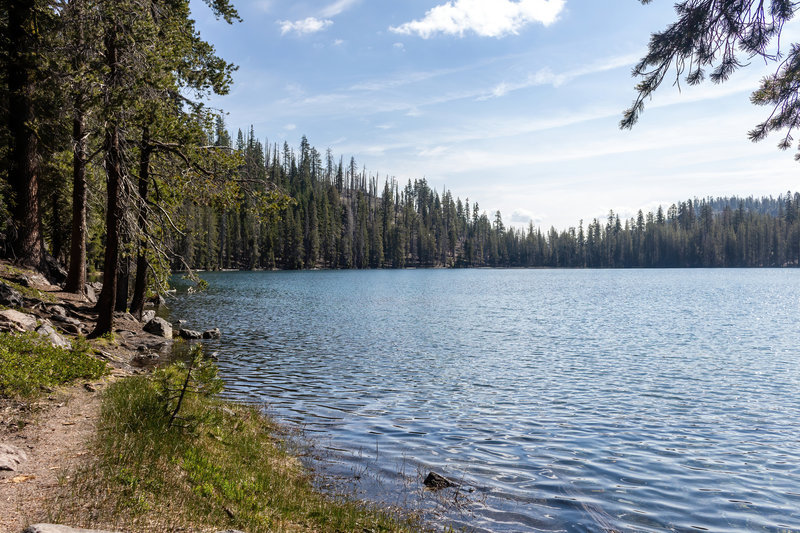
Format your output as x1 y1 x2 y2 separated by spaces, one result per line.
50 315 81 327
84 284 97 303
23 525 122 533
141 310 155 323
143 317 172 339
0 443 27 471
0 282 24 307
46 305 68 318
43 254 68 284
202 327 221 340
35 323 71 349
50 315 83 336
0 309 38 332
178 328 203 340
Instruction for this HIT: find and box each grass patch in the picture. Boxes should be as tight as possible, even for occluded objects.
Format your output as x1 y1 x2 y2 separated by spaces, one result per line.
0 332 108 398
53 349 431 533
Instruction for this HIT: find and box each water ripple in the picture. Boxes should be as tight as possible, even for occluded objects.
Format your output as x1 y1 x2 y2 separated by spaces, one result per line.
170 269 800 532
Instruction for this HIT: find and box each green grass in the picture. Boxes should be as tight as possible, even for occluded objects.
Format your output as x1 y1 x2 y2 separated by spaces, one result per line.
0 332 108 397
54 353 430 533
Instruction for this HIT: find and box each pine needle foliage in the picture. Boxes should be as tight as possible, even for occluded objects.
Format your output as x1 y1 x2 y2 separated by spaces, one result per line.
624 1 800 156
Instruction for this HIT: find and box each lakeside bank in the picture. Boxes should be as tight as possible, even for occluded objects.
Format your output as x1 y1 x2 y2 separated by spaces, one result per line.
0 262 434 533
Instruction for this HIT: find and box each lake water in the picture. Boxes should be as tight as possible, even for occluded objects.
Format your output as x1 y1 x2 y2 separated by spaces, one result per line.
169 269 800 532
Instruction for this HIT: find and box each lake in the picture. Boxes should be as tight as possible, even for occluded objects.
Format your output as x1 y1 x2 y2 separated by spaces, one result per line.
169 269 800 532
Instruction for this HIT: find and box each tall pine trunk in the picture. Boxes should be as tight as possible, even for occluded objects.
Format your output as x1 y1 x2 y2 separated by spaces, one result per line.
6 1 45 269
129 129 152 319
90 26 123 338
65 110 88 293
91 123 123 337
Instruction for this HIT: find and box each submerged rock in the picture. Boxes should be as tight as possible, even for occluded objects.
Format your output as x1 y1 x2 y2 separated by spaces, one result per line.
178 328 203 340
143 317 172 339
0 443 27 471
202 327 221 339
423 471 453 490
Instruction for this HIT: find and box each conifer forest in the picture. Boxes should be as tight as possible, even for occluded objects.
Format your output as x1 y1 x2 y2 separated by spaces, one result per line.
178 128 800 271
2 1 800 338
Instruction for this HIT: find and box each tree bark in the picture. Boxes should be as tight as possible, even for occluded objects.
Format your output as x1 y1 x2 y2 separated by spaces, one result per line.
65 8 89 294
129 128 152 320
65 110 88 293
90 123 123 338
6 1 45 269
90 25 123 338
115 251 129 312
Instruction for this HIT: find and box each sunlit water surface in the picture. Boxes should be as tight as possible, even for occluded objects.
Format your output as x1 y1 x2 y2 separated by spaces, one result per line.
170 269 800 532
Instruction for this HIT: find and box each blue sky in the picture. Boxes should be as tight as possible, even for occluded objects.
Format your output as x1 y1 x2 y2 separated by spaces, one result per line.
192 0 800 229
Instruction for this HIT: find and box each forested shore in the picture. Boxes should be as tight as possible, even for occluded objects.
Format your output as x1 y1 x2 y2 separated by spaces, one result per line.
3 1 800 344
176 130 800 270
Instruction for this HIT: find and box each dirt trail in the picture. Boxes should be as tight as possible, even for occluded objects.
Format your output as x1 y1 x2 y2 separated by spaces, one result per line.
0 378 116 533
0 261 177 533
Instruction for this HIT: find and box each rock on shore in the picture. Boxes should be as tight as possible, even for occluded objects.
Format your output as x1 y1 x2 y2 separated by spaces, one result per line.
23 525 122 533
143 317 172 339
0 444 27 471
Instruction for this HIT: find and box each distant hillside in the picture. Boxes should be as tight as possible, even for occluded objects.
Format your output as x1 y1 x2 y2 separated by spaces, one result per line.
703 194 799 217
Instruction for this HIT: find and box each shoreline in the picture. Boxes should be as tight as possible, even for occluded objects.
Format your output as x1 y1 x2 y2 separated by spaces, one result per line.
0 262 430 533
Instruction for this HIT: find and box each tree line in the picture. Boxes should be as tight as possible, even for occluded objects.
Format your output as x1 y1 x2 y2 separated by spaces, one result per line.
175 130 800 270
0 0 267 337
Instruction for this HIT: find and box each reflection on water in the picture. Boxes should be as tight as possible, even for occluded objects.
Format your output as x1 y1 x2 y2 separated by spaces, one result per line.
170 269 800 532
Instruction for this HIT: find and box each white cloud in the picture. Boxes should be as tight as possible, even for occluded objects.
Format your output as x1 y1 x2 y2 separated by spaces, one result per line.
278 17 333 36
419 145 449 157
284 123 297 131
393 42 406 52
479 54 640 100
390 0 566 39
333 39 345 46
320 0 361 18
510 208 543 225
